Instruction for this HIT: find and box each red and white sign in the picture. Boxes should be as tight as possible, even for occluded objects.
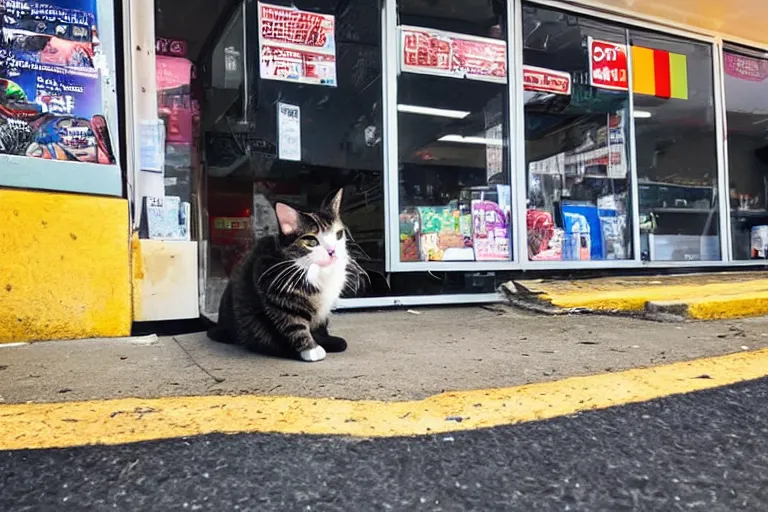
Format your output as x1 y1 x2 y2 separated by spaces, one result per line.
400 25 507 84
588 37 628 91
258 2 336 86
523 65 571 95
156 38 187 58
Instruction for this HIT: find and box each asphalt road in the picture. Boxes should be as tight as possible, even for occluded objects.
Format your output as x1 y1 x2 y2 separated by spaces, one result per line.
4 377 768 511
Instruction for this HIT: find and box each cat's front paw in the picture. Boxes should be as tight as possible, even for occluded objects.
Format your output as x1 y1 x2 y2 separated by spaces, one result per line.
300 345 327 362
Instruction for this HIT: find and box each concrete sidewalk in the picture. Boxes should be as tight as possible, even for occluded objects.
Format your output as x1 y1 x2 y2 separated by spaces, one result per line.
2 306 768 405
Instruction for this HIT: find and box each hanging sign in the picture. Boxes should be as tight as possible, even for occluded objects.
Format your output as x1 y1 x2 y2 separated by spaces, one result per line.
257 2 337 87
588 37 629 91
523 65 571 95
400 25 507 84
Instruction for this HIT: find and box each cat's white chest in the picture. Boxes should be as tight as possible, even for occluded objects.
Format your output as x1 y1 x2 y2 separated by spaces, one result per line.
307 261 346 324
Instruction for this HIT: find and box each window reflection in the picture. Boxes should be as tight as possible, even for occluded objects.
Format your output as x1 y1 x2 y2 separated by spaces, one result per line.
522 6 633 261
201 0 386 314
397 0 512 263
631 32 720 261
724 47 768 260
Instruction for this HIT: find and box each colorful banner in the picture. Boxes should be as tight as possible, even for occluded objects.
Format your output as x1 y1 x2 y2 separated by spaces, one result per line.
257 2 336 87
631 46 688 100
0 0 114 164
400 25 507 84
588 38 628 91
523 65 571 95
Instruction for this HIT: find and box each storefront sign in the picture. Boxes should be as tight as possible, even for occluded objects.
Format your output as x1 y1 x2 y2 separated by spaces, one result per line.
523 65 571 95
725 52 768 82
399 25 507 84
156 37 187 58
0 0 115 164
588 38 628 91
631 46 688 100
257 2 337 87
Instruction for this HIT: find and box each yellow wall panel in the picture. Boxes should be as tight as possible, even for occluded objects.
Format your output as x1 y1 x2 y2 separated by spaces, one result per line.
0 189 131 342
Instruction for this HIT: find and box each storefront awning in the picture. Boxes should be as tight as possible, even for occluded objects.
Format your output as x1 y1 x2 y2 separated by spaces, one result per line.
591 0 768 46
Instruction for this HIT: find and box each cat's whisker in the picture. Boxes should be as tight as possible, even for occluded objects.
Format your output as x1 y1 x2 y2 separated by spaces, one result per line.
348 261 371 288
258 260 294 285
266 263 299 295
275 267 301 297
278 266 306 297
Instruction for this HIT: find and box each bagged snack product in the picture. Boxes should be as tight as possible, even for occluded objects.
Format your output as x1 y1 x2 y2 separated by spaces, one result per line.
417 206 463 261
472 200 510 260
399 208 421 262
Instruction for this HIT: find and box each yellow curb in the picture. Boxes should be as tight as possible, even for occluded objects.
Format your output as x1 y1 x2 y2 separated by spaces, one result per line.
3 348 768 451
648 290 768 321
513 275 768 319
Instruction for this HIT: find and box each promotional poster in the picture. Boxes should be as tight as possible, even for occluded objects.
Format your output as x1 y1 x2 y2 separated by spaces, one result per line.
0 0 114 164
258 2 337 86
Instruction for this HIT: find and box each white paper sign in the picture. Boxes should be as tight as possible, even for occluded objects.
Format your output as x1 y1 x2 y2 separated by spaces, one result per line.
277 102 301 161
146 196 190 241
139 119 165 173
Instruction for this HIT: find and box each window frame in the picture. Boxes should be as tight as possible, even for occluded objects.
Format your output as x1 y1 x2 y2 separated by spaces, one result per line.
382 0 759 272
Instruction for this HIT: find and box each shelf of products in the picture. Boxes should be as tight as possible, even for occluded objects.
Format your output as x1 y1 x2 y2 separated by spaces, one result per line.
400 185 511 262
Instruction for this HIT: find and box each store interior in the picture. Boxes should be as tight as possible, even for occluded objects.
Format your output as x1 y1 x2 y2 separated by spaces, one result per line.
521 5 723 263
153 0 518 315
724 46 768 260
148 0 768 314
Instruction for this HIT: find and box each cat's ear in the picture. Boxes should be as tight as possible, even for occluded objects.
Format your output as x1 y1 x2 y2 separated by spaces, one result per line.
329 188 344 216
275 203 300 236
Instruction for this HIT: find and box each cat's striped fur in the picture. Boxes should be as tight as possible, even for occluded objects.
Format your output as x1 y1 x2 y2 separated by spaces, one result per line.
207 189 360 362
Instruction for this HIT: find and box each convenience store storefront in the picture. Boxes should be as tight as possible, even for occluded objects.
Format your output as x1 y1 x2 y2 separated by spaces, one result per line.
148 0 768 318
5 0 768 341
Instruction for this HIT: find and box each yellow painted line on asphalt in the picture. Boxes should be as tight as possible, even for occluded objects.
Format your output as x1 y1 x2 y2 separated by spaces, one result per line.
2 347 768 451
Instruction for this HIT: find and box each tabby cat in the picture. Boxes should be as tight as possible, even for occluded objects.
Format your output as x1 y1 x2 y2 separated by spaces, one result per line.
207 189 360 362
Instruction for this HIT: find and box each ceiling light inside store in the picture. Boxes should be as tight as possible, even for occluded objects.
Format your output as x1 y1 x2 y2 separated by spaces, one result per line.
439 135 503 146
397 104 471 119
633 110 652 119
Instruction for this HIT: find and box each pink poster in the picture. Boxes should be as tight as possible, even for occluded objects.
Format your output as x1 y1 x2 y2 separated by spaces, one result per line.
472 200 510 260
156 55 193 145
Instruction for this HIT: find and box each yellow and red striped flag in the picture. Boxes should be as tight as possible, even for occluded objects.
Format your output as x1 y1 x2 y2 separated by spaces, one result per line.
631 46 688 100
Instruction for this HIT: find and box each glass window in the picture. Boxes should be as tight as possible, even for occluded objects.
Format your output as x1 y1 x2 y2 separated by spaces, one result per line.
201 0 386 314
723 47 768 261
631 31 720 262
396 0 512 263
522 6 633 262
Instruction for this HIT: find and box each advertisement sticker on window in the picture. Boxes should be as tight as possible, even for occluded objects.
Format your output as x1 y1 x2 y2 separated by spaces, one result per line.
399 25 507 84
523 65 571 95
588 37 629 91
257 2 337 87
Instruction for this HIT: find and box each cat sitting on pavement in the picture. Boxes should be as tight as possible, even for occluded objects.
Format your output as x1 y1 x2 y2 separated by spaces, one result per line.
207 188 365 362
